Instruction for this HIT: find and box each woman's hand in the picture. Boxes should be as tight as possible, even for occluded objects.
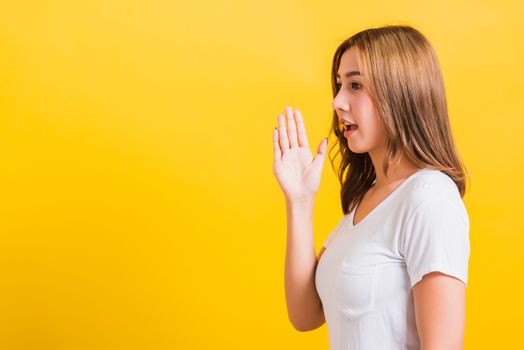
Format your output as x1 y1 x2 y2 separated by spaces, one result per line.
272 106 328 203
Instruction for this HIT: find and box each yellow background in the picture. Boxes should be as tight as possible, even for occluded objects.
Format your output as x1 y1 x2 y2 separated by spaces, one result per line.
1 0 523 349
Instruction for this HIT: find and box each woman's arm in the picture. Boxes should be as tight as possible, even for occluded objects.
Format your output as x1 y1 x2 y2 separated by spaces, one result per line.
272 106 329 332
284 198 326 332
412 271 467 350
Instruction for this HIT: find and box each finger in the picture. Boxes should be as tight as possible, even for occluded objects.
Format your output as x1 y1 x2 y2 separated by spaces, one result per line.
285 106 298 149
294 109 310 148
273 127 282 162
312 138 328 169
277 113 289 154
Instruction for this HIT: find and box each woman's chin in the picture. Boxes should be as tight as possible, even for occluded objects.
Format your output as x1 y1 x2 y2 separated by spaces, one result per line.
347 141 367 154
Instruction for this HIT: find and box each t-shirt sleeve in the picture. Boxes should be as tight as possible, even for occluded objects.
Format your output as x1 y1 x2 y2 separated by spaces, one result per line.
401 198 470 289
322 216 347 248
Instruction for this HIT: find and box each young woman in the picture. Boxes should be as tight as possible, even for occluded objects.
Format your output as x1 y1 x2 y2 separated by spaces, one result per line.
272 25 470 349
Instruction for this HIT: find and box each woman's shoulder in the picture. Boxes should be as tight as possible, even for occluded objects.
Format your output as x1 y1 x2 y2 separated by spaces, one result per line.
402 168 464 210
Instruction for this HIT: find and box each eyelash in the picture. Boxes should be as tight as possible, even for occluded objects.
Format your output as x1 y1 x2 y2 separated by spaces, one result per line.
336 82 361 91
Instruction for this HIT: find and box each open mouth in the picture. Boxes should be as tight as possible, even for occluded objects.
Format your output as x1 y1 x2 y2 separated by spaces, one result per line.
344 124 358 131
342 123 358 136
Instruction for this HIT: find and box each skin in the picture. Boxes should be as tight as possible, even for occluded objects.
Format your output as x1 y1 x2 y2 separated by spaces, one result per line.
330 46 467 349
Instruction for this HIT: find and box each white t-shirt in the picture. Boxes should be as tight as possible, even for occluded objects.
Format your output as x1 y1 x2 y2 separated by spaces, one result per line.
315 168 470 350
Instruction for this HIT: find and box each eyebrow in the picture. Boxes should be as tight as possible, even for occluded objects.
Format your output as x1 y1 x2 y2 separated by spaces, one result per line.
336 71 361 78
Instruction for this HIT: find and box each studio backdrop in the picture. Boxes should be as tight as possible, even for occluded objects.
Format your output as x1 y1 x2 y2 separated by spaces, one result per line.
0 1 523 349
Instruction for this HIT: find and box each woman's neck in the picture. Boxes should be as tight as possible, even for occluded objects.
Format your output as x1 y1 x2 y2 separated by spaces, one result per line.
369 149 422 189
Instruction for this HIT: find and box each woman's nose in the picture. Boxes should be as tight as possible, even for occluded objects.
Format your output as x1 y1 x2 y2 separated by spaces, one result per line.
332 96 349 111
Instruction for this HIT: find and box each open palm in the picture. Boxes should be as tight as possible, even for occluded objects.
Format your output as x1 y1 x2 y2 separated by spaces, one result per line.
273 107 328 203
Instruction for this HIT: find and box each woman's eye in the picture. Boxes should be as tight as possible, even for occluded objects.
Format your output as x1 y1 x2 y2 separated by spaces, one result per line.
335 82 361 90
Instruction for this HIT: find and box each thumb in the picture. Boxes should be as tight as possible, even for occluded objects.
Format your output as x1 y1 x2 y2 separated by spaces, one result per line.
313 137 328 166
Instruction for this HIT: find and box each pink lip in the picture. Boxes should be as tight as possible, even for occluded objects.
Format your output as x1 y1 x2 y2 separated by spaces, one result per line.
344 128 357 137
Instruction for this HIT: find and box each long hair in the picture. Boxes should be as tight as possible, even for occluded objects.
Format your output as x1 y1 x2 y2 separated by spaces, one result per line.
327 25 470 215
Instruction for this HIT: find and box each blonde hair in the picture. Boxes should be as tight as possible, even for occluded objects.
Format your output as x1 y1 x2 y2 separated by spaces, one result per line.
328 25 470 214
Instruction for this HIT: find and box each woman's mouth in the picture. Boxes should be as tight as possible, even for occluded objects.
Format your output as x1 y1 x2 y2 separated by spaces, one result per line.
343 124 358 137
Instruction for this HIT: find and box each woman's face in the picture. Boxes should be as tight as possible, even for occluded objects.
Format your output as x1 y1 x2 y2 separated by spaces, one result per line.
333 46 387 155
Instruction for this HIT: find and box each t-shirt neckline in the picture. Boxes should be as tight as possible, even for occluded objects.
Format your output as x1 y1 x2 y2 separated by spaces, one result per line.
349 168 431 228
